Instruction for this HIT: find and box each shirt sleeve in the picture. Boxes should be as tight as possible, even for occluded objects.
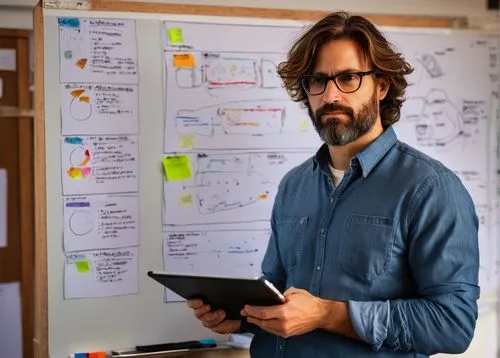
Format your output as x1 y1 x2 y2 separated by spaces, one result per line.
348 172 480 355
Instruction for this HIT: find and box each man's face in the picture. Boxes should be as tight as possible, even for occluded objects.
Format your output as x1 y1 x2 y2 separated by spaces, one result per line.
307 39 382 146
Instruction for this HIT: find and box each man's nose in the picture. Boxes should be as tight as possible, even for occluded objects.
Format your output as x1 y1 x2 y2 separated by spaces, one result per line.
321 79 343 103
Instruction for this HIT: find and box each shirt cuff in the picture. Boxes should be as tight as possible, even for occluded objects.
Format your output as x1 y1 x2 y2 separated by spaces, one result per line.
348 300 389 351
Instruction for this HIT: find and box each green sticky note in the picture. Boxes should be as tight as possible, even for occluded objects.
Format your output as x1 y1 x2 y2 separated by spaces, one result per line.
168 28 184 44
163 155 192 181
75 260 91 273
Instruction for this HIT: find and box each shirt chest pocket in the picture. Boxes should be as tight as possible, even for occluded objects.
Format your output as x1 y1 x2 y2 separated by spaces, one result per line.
277 216 310 270
338 214 396 281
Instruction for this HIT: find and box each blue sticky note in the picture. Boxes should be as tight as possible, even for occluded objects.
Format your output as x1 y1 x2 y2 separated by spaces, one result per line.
58 17 81 28
64 137 84 145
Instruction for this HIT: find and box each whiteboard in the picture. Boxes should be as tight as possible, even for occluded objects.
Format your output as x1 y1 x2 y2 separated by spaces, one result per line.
43 8 499 357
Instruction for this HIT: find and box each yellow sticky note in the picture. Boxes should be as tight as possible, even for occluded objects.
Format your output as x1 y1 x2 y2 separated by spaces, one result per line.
168 28 184 44
298 120 310 131
179 135 194 149
173 53 196 68
75 260 90 273
179 192 193 207
163 155 193 181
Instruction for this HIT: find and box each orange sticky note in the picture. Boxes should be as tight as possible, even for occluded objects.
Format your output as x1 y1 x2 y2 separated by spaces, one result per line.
173 53 196 68
70 89 85 97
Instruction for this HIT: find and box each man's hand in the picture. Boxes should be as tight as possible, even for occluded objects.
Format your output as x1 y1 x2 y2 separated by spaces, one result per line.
187 299 241 334
241 287 359 340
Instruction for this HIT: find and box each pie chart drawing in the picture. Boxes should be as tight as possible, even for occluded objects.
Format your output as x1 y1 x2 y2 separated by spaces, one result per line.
69 88 92 121
69 146 91 167
69 210 94 236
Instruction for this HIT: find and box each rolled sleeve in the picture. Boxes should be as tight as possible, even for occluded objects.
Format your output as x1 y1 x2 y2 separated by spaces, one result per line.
348 300 390 350
348 172 479 354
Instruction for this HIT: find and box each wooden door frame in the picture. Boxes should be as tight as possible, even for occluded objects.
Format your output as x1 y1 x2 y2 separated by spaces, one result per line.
0 27 34 358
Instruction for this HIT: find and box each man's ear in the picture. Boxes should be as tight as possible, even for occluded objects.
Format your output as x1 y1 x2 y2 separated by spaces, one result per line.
377 77 390 101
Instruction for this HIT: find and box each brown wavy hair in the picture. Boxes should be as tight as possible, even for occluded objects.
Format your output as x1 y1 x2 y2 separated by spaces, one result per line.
278 12 413 127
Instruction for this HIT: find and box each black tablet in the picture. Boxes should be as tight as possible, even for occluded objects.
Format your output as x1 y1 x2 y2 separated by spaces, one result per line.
147 271 285 320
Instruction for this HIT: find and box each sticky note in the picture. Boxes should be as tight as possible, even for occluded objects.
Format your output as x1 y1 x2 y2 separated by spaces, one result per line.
298 120 310 131
179 192 193 207
168 28 184 44
179 135 194 149
75 260 90 273
89 352 106 358
173 53 196 68
163 155 193 181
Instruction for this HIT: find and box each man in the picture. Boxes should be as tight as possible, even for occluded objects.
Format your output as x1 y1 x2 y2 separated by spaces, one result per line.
188 11 479 357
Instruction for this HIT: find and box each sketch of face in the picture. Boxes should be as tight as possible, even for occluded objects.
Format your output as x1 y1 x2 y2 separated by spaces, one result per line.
306 39 383 146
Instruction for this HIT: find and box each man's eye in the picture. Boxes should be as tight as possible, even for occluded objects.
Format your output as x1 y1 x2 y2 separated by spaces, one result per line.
309 76 324 85
337 74 358 83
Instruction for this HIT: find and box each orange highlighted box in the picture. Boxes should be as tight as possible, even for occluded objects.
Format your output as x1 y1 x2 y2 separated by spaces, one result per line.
173 53 196 68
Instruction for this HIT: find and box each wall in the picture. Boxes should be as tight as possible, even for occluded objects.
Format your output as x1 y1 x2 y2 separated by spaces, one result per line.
0 0 499 29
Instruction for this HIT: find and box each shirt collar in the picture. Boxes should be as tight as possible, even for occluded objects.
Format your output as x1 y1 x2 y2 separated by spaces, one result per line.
313 127 398 177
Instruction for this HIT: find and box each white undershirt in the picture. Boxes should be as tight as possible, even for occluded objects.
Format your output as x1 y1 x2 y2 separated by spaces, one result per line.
329 164 345 188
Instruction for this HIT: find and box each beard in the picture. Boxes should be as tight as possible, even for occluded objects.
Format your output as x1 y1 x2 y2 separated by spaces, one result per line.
308 89 379 146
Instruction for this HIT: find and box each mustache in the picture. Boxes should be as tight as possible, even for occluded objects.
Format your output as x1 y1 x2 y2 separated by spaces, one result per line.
315 103 354 119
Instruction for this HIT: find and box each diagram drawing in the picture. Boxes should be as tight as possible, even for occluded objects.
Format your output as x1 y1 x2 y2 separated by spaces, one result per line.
59 18 88 71
169 51 283 92
69 209 95 236
164 230 269 279
67 146 92 180
175 99 309 138
164 151 312 226
68 88 92 121
408 53 444 84
399 89 488 152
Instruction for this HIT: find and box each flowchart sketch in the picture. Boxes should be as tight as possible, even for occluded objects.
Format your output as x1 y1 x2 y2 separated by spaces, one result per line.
64 246 139 299
58 17 138 84
63 194 139 252
61 135 139 195
163 151 312 226
163 230 270 302
164 50 322 151
60 83 139 135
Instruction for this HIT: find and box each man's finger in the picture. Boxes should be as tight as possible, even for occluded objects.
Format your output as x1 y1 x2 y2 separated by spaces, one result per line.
201 309 225 327
244 305 283 320
193 304 211 319
187 299 204 309
284 287 302 296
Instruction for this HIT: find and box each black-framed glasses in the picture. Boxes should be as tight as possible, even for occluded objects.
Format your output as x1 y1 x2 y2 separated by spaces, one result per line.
299 70 375 95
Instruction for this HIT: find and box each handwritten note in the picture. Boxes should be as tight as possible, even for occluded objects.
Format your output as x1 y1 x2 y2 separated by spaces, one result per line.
60 83 139 135
61 135 139 195
163 230 269 302
168 28 184 44
163 155 192 181
58 17 138 83
64 247 139 299
0 170 6 248
63 194 139 252
0 282 22 358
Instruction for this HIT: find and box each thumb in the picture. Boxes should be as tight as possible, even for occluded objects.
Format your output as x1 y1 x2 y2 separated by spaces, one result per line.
284 286 302 297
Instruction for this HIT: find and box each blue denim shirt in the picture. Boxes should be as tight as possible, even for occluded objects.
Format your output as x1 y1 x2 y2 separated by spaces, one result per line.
243 127 480 357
